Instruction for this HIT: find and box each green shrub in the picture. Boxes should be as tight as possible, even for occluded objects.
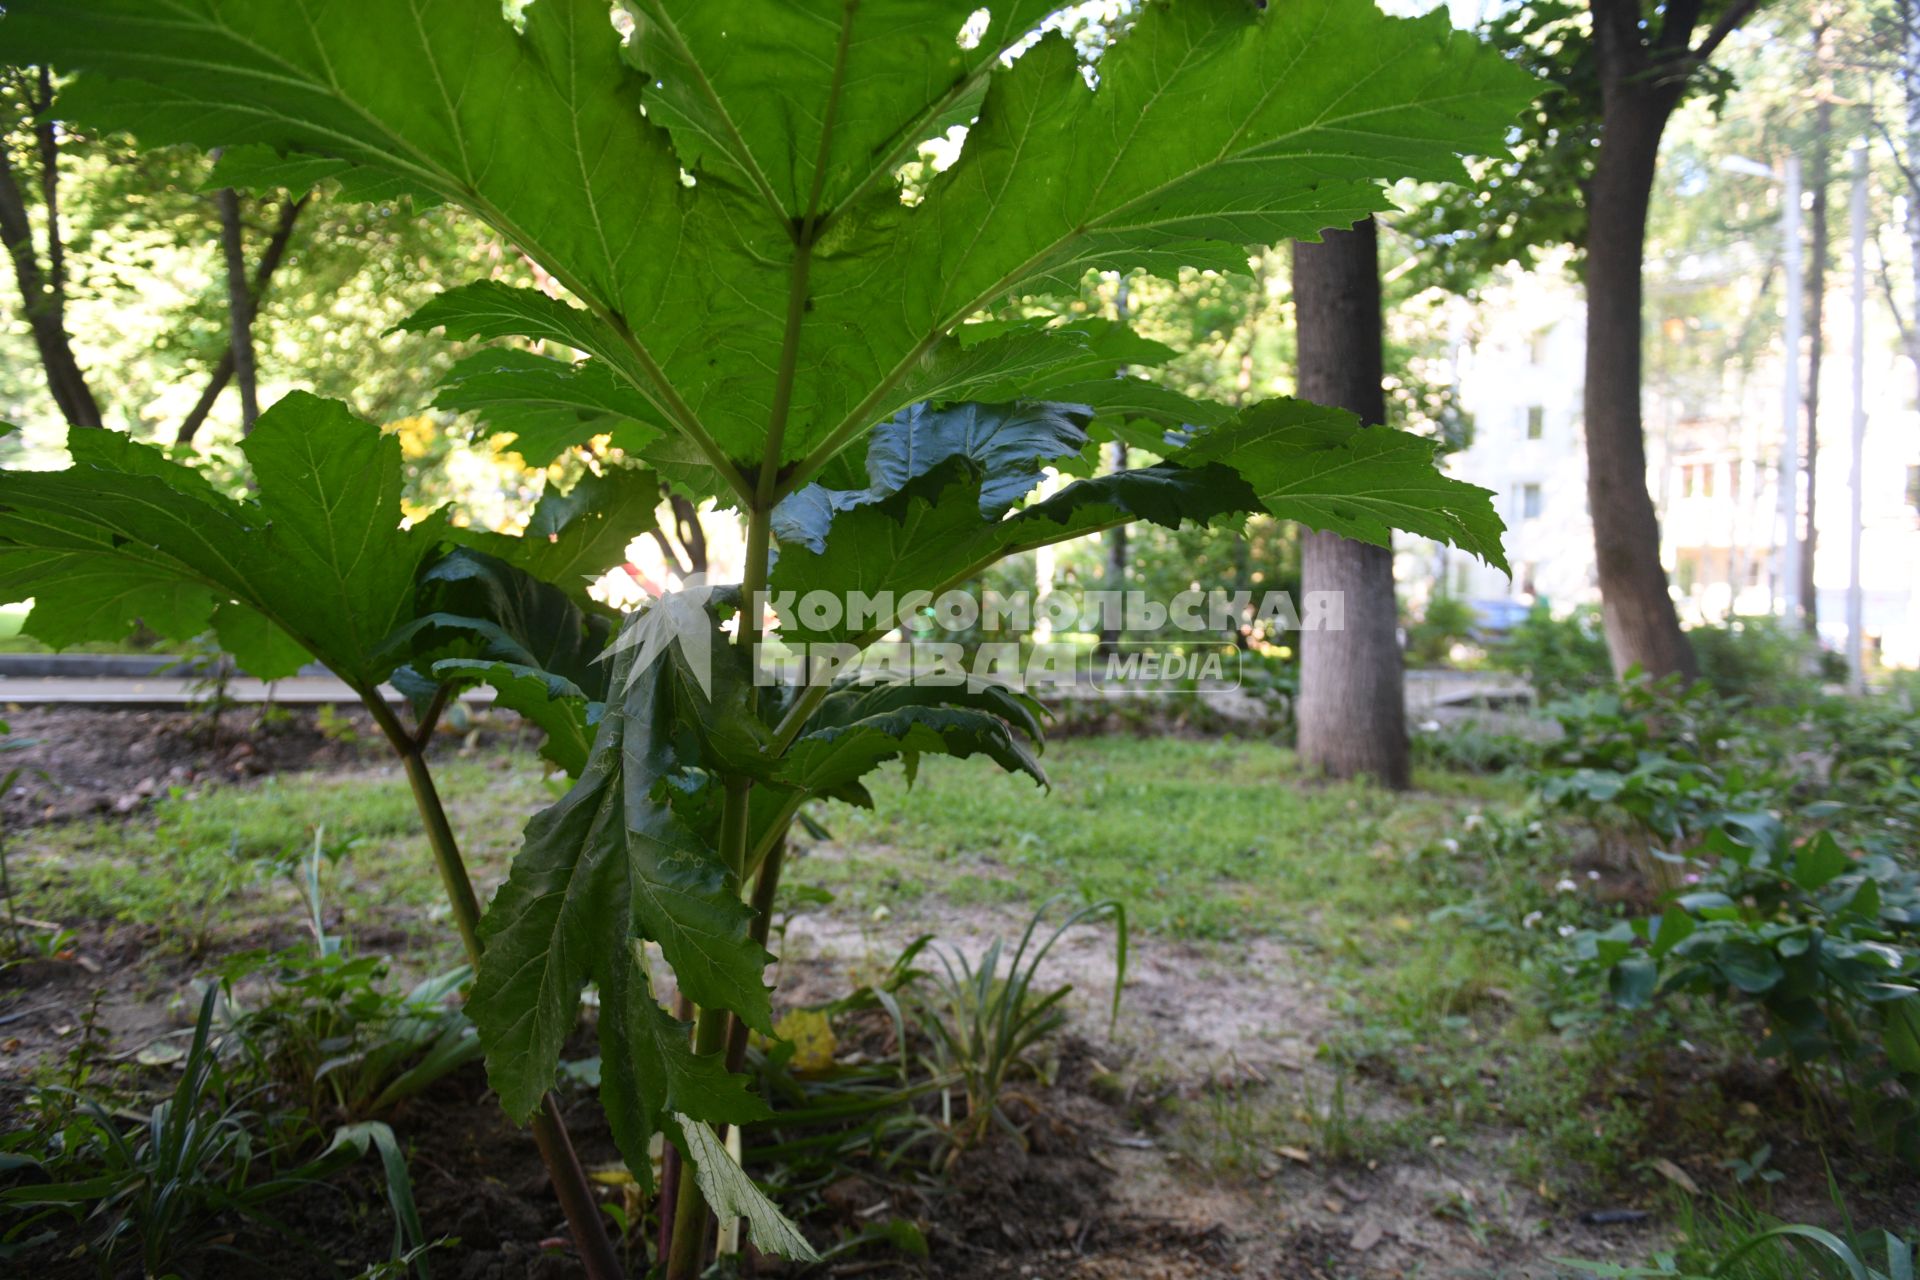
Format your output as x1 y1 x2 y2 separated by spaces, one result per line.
1406 595 1483 667
1543 682 1920 1162
1490 603 1613 702
1410 719 1539 774
1688 615 1833 705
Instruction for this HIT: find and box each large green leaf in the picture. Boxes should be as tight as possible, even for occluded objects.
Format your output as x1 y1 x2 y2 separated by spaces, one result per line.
429 658 598 777
774 400 1092 553
8 0 1536 480
807 676 1047 746
0 393 442 685
388 549 615 698
457 468 659 607
1177 400 1509 570
470 642 771 1173
433 349 666 468
620 0 1056 222
780 706 1046 794
768 398 1498 646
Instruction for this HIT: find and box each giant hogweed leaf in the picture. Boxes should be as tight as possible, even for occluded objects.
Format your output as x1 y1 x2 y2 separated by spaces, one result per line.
245 397 449 675
392 549 615 698
769 457 1260 645
774 401 1093 553
434 350 667 468
798 0 1539 459
1177 400 1510 571
207 143 443 207
471 642 770 1167
0 393 442 685
402 284 742 501
864 402 1092 520
620 0 1057 220
2 0 689 361
770 398 1504 645
460 468 659 604
808 677 1048 746
780 707 1046 795
429 659 598 778
12 0 1535 475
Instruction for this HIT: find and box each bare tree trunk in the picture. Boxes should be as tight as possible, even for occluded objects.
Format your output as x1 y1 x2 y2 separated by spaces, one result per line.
671 494 708 576
215 187 261 432
1292 220 1409 790
178 196 306 445
0 70 103 430
1583 7 1699 681
1802 89 1833 634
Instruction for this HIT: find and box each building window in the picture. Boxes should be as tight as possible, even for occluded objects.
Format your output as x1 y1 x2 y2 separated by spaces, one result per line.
1521 483 1543 521
1530 331 1549 365
1908 464 1920 513
1526 405 1545 440
1700 463 1715 498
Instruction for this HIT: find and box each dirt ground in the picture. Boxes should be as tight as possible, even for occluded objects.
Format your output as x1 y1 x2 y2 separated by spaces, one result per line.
0 705 390 823
773 911 1669 1280
0 709 1860 1279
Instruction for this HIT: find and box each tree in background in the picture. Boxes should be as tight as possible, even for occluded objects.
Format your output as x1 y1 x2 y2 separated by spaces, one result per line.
0 92 496 450
0 68 102 429
1410 0 1766 680
1293 220 1410 789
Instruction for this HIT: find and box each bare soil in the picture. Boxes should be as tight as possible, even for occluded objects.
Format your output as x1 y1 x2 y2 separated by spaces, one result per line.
0 709 1905 1279
1 705 388 824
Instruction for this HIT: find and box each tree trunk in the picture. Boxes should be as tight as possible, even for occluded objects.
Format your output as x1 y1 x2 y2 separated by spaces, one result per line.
1292 220 1409 790
1802 91 1832 634
671 494 708 576
1582 81 1698 679
0 99 103 431
178 196 306 446
215 186 262 432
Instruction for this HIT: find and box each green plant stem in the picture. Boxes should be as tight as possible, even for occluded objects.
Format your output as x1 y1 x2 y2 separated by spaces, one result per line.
664 773 754 1279
725 837 788 1074
664 23 856 1266
361 688 624 1280
655 990 694 1265
664 997 731 1276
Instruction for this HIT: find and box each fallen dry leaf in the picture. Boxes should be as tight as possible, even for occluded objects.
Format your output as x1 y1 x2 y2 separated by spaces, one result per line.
1348 1221 1385 1252
1650 1157 1700 1195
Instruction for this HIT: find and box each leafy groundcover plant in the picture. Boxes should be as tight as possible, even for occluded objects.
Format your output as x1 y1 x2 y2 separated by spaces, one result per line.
0 2 1533 1274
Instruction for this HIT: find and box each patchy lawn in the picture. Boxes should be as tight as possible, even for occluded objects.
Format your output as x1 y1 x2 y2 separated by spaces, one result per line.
4 732 1913 1276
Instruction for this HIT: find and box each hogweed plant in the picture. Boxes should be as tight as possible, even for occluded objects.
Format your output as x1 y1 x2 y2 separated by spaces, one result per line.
0 1 1533 1274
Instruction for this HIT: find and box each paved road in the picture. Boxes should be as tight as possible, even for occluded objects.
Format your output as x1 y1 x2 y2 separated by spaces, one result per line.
0 656 1530 714
0 674 493 709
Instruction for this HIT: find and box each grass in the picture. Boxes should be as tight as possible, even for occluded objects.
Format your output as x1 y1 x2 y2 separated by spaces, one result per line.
16 753 558 958
803 738 1690 1185
11 734 1910 1233
806 735 1514 940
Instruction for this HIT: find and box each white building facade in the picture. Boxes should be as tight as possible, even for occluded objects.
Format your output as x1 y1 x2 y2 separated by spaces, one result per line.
1424 265 1920 668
